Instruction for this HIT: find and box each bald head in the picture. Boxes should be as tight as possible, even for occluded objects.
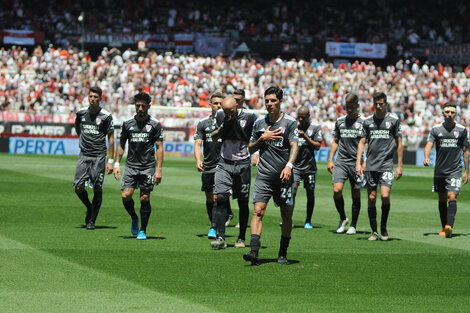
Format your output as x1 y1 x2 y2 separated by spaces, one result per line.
297 106 310 116
222 97 237 117
297 106 310 127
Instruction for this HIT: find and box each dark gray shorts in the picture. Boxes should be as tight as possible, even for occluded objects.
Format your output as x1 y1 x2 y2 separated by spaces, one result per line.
213 159 251 199
293 168 316 190
433 176 462 194
121 166 155 192
73 153 106 189
253 173 294 207
364 171 393 190
332 163 363 190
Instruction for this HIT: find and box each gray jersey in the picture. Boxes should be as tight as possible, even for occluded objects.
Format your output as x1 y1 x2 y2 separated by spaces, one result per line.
250 113 299 180
427 123 469 177
333 115 364 165
120 116 163 170
215 108 257 161
360 114 402 171
294 121 322 172
194 115 222 171
75 108 114 156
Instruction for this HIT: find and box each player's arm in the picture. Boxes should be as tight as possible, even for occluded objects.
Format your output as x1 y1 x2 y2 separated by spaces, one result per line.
211 111 225 141
248 126 283 154
74 113 81 136
194 139 204 172
280 141 298 183
355 137 366 176
113 138 126 181
327 137 339 174
106 132 115 175
251 150 260 166
395 137 403 180
423 141 434 166
154 141 163 185
462 145 469 185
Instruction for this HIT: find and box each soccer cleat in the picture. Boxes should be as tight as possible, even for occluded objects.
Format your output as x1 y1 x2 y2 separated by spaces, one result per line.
346 226 356 235
368 232 379 241
304 222 313 229
277 256 289 265
225 213 234 227
131 218 139 235
438 228 446 236
208 228 217 239
136 230 147 240
380 233 389 241
234 239 246 248
86 221 95 230
444 225 453 238
336 218 349 233
210 236 227 249
235 222 240 229
243 251 259 265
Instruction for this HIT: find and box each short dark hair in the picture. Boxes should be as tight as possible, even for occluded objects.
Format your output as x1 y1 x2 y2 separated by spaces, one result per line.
210 92 225 102
89 86 102 97
443 102 457 110
264 86 283 100
134 92 151 105
233 89 245 98
373 92 387 103
345 93 358 106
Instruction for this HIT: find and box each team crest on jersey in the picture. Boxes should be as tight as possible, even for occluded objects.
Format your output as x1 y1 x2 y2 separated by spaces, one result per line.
240 120 246 128
146 125 152 132
354 122 361 129
279 126 286 133
96 118 102 125
81 117 85 122
385 122 391 129
454 131 459 138
307 130 313 136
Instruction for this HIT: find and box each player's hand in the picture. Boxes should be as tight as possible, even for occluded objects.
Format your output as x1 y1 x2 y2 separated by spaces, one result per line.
113 167 121 181
361 162 366 173
298 129 305 138
423 158 430 166
196 160 204 172
106 163 113 175
395 166 402 180
251 153 259 166
154 170 162 186
355 163 363 177
280 166 292 183
261 126 283 141
463 171 469 185
327 160 334 174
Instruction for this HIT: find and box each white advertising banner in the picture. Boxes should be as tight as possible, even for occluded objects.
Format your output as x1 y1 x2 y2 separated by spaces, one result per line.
326 42 387 59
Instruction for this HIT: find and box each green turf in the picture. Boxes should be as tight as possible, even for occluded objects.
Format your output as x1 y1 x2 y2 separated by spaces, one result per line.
0 154 469 312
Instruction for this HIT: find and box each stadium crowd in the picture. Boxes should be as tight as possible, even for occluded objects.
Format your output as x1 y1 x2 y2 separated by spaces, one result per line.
1 44 470 147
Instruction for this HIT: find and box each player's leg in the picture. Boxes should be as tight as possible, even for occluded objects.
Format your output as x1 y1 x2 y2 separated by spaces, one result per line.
438 191 447 235
89 155 106 224
211 162 233 248
304 173 317 228
445 191 459 238
234 162 251 246
291 168 301 217
365 171 379 240
244 201 267 264
332 165 349 233
275 183 294 264
138 190 151 240
202 172 217 238
73 155 92 225
121 187 138 235
348 188 361 234
379 185 391 240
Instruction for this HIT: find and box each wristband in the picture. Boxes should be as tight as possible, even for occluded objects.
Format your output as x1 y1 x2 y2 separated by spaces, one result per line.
114 162 120 168
108 158 114 164
286 162 293 169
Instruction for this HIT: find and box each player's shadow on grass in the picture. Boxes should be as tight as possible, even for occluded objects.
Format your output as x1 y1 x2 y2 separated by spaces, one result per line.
423 232 470 237
356 237 402 241
293 225 321 229
118 235 166 240
77 225 118 229
328 230 369 234
196 234 235 238
245 258 300 266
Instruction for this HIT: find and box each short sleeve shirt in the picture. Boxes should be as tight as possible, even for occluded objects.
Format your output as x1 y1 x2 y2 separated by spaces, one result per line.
333 115 364 165
194 115 222 171
75 108 114 156
294 121 322 172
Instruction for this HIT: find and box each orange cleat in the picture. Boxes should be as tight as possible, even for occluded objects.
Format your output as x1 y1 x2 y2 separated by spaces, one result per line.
444 225 453 238
438 228 446 236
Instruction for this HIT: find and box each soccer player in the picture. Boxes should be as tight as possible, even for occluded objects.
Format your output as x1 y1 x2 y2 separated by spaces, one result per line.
244 86 299 265
327 94 364 234
73 86 114 230
194 92 233 239
423 102 469 238
292 106 322 229
113 92 163 240
356 92 403 241
209 97 257 249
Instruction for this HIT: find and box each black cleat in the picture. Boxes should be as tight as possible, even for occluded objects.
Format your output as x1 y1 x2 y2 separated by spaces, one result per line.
86 221 95 230
277 256 289 265
243 251 259 265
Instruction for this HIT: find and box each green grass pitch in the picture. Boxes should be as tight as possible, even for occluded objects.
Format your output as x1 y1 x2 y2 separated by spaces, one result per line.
0 154 469 312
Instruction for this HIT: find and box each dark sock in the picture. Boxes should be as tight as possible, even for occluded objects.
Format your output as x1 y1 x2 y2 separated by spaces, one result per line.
250 234 260 255
368 206 377 233
447 201 457 227
213 194 228 239
438 201 447 228
91 191 102 223
380 203 390 235
351 197 361 227
76 189 92 213
237 199 249 241
140 201 151 232
123 199 138 220
292 188 297 214
334 196 346 221
278 236 291 258
226 200 233 216
306 191 315 223
206 201 214 222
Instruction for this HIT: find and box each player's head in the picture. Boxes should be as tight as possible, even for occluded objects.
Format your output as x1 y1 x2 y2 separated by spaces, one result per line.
134 92 151 119
264 86 283 115
372 92 387 114
222 97 237 117
442 102 457 122
233 89 245 108
296 106 310 127
345 93 359 117
210 92 224 115
88 86 102 108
